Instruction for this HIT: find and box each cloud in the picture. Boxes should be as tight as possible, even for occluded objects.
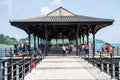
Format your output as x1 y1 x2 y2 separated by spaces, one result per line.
40 7 52 15
52 0 63 6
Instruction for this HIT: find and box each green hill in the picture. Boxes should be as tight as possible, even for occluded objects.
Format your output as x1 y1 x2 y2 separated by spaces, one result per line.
0 34 20 45
20 36 106 45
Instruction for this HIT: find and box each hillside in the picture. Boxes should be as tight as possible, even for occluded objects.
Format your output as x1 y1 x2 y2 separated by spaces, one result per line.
20 37 106 45
0 34 20 45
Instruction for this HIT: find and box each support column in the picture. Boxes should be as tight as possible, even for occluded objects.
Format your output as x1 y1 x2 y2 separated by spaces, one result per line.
56 37 58 48
76 25 79 55
62 35 64 44
86 30 89 58
79 30 82 45
37 36 39 47
28 34 32 72
82 35 85 44
28 34 31 51
92 33 95 66
45 26 48 56
40 38 42 44
92 25 96 66
34 34 36 50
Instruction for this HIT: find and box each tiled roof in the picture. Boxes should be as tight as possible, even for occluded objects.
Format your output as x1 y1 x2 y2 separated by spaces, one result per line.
11 15 114 23
10 7 114 23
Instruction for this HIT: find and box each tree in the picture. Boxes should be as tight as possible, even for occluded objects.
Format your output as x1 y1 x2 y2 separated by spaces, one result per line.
0 34 20 45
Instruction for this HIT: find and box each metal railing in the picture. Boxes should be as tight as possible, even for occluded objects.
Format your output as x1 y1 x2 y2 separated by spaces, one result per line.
0 53 42 80
82 47 120 80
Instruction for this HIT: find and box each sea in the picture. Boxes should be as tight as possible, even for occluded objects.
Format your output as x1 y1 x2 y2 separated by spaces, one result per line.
0 43 120 57
94 43 120 56
0 45 14 57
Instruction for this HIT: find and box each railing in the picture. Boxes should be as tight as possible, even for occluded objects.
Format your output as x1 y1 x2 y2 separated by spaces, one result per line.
0 53 42 80
82 47 120 80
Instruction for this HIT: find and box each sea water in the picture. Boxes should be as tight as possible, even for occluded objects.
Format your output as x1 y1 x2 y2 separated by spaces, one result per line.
0 45 14 57
95 43 120 56
0 44 120 57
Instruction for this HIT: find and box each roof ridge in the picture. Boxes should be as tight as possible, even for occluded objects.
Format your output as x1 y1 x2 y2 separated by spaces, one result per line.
46 7 76 16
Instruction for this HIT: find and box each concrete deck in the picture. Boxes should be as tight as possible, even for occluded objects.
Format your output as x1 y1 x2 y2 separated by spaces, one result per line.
24 55 111 80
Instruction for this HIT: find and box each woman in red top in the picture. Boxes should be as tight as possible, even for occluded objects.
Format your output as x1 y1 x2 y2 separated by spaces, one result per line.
106 44 111 55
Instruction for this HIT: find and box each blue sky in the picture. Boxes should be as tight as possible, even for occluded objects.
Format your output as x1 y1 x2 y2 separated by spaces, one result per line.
0 0 120 43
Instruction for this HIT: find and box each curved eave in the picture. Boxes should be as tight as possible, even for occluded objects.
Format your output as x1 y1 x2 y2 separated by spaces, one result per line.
10 20 114 26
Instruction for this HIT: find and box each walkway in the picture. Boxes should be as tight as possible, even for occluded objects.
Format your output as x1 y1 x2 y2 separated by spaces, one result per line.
24 55 111 80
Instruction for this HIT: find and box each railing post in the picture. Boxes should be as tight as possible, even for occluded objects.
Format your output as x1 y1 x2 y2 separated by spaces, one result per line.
4 61 8 80
10 58 13 80
100 51 103 72
110 53 115 79
29 63 31 72
22 55 25 80
112 63 115 79
107 63 109 73
16 65 19 80
118 61 120 79
100 51 103 71
101 63 103 72
39 53 42 63
30 51 32 72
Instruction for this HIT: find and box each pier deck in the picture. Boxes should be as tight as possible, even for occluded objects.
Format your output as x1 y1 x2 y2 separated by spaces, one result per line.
24 55 111 80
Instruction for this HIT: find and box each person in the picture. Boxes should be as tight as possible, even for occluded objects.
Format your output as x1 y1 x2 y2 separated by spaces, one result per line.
81 44 85 55
101 44 105 54
84 43 89 54
112 46 115 53
62 44 66 55
7 48 13 57
31 62 36 68
13 44 18 55
105 43 111 56
33 48 39 57
78 44 82 55
22 43 27 52
110 46 115 56
68 43 73 54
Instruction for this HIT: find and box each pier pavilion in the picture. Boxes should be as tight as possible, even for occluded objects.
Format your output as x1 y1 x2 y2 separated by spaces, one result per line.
6 7 118 80
10 7 114 57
